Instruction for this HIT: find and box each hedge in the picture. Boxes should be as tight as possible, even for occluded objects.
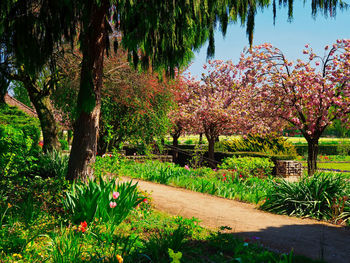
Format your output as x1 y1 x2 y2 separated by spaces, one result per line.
295 144 350 156
169 149 295 167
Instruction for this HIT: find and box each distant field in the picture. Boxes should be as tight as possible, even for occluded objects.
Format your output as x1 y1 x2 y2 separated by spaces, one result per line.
169 135 350 145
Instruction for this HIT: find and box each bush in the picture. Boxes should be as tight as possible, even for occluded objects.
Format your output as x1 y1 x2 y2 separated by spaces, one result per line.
63 177 142 224
0 105 40 177
0 125 39 177
220 133 297 157
59 139 69 151
261 173 350 223
294 144 350 156
35 150 69 178
219 157 274 177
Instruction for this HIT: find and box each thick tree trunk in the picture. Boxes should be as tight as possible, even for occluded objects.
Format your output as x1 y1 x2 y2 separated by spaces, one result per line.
24 81 60 152
66 1 107 181
307 138 319 176
207 137 215 164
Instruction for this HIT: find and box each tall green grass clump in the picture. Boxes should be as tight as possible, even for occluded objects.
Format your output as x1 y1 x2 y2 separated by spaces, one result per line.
261 173 350 224
63 176 142 224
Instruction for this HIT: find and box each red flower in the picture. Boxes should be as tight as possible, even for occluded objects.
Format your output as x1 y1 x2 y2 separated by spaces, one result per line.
79 221 88 233
143 198 148 203
223 173 226 177
38 141 44 147
239 174 243 178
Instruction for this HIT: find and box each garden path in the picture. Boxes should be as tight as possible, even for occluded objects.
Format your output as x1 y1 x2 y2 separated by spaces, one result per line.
120 177 350 263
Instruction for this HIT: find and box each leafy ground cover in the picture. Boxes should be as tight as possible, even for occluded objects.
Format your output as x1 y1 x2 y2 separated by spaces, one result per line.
1 165 322 263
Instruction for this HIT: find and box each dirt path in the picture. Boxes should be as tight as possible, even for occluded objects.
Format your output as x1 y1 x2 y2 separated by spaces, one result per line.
120 177 350 263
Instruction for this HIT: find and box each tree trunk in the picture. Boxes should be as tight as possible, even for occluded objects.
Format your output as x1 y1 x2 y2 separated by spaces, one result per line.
207 137 215 164
307 138 319 176
66 1 107 181
199 133 203 144
172 134 180 162
0 79 9 105
26 84 60 152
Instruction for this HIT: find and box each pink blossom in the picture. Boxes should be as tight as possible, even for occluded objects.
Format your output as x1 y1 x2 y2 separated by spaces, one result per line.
112 192 120 199
109 201 117 208
184 165 190 170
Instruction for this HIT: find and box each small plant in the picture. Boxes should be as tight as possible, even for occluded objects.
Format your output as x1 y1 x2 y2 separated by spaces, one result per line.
189 144 205 168
63 176 142 224
36 150 69 178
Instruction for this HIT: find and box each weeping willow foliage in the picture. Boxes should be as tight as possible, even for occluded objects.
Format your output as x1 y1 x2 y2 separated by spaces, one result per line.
0 0 347 77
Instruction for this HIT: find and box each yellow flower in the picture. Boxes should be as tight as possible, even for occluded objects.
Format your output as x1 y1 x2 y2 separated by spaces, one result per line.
13 253 22 259
116 255 123 263
8 203 12 208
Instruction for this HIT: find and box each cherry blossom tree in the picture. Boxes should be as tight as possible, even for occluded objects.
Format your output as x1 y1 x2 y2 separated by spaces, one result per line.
239 40 350 175
185 60 247 162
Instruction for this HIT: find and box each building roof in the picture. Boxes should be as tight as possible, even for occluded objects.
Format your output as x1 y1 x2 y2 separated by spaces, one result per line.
4 93 38 118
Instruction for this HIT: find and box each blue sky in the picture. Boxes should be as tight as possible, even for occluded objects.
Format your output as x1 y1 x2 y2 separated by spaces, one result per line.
188 1 350 78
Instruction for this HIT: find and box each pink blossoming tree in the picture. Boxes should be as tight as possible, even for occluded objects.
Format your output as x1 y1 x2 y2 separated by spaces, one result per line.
239 40 350 175
185 60 245 162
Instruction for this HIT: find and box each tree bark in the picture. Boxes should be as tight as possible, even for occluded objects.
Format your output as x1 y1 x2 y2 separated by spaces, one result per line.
26 85 60 152
199 133 203 144
307 138 319 176
66 1 107 181
207 137 216 165
172 133 180 162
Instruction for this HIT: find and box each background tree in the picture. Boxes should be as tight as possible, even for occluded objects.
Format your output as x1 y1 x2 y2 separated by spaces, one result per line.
55 47 174 155
186 60 244 162
0 56 62 152
1 0 344 180
239 40 350 175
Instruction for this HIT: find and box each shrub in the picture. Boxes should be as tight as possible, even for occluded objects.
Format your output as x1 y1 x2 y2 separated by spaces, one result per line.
261 173 350 223
59 139 69 151
0 125 39 177
63 177 142 224
220 133 297 157
35 150 69 178
0 105 40 177
219 157 275 177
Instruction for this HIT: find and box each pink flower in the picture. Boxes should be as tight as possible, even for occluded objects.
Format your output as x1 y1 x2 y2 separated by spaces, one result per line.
184 165 190 170
109 201 117 208
112 192 120 199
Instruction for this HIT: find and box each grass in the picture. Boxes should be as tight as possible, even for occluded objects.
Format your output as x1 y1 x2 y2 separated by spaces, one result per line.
1 175 321 263
118 160 273 204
